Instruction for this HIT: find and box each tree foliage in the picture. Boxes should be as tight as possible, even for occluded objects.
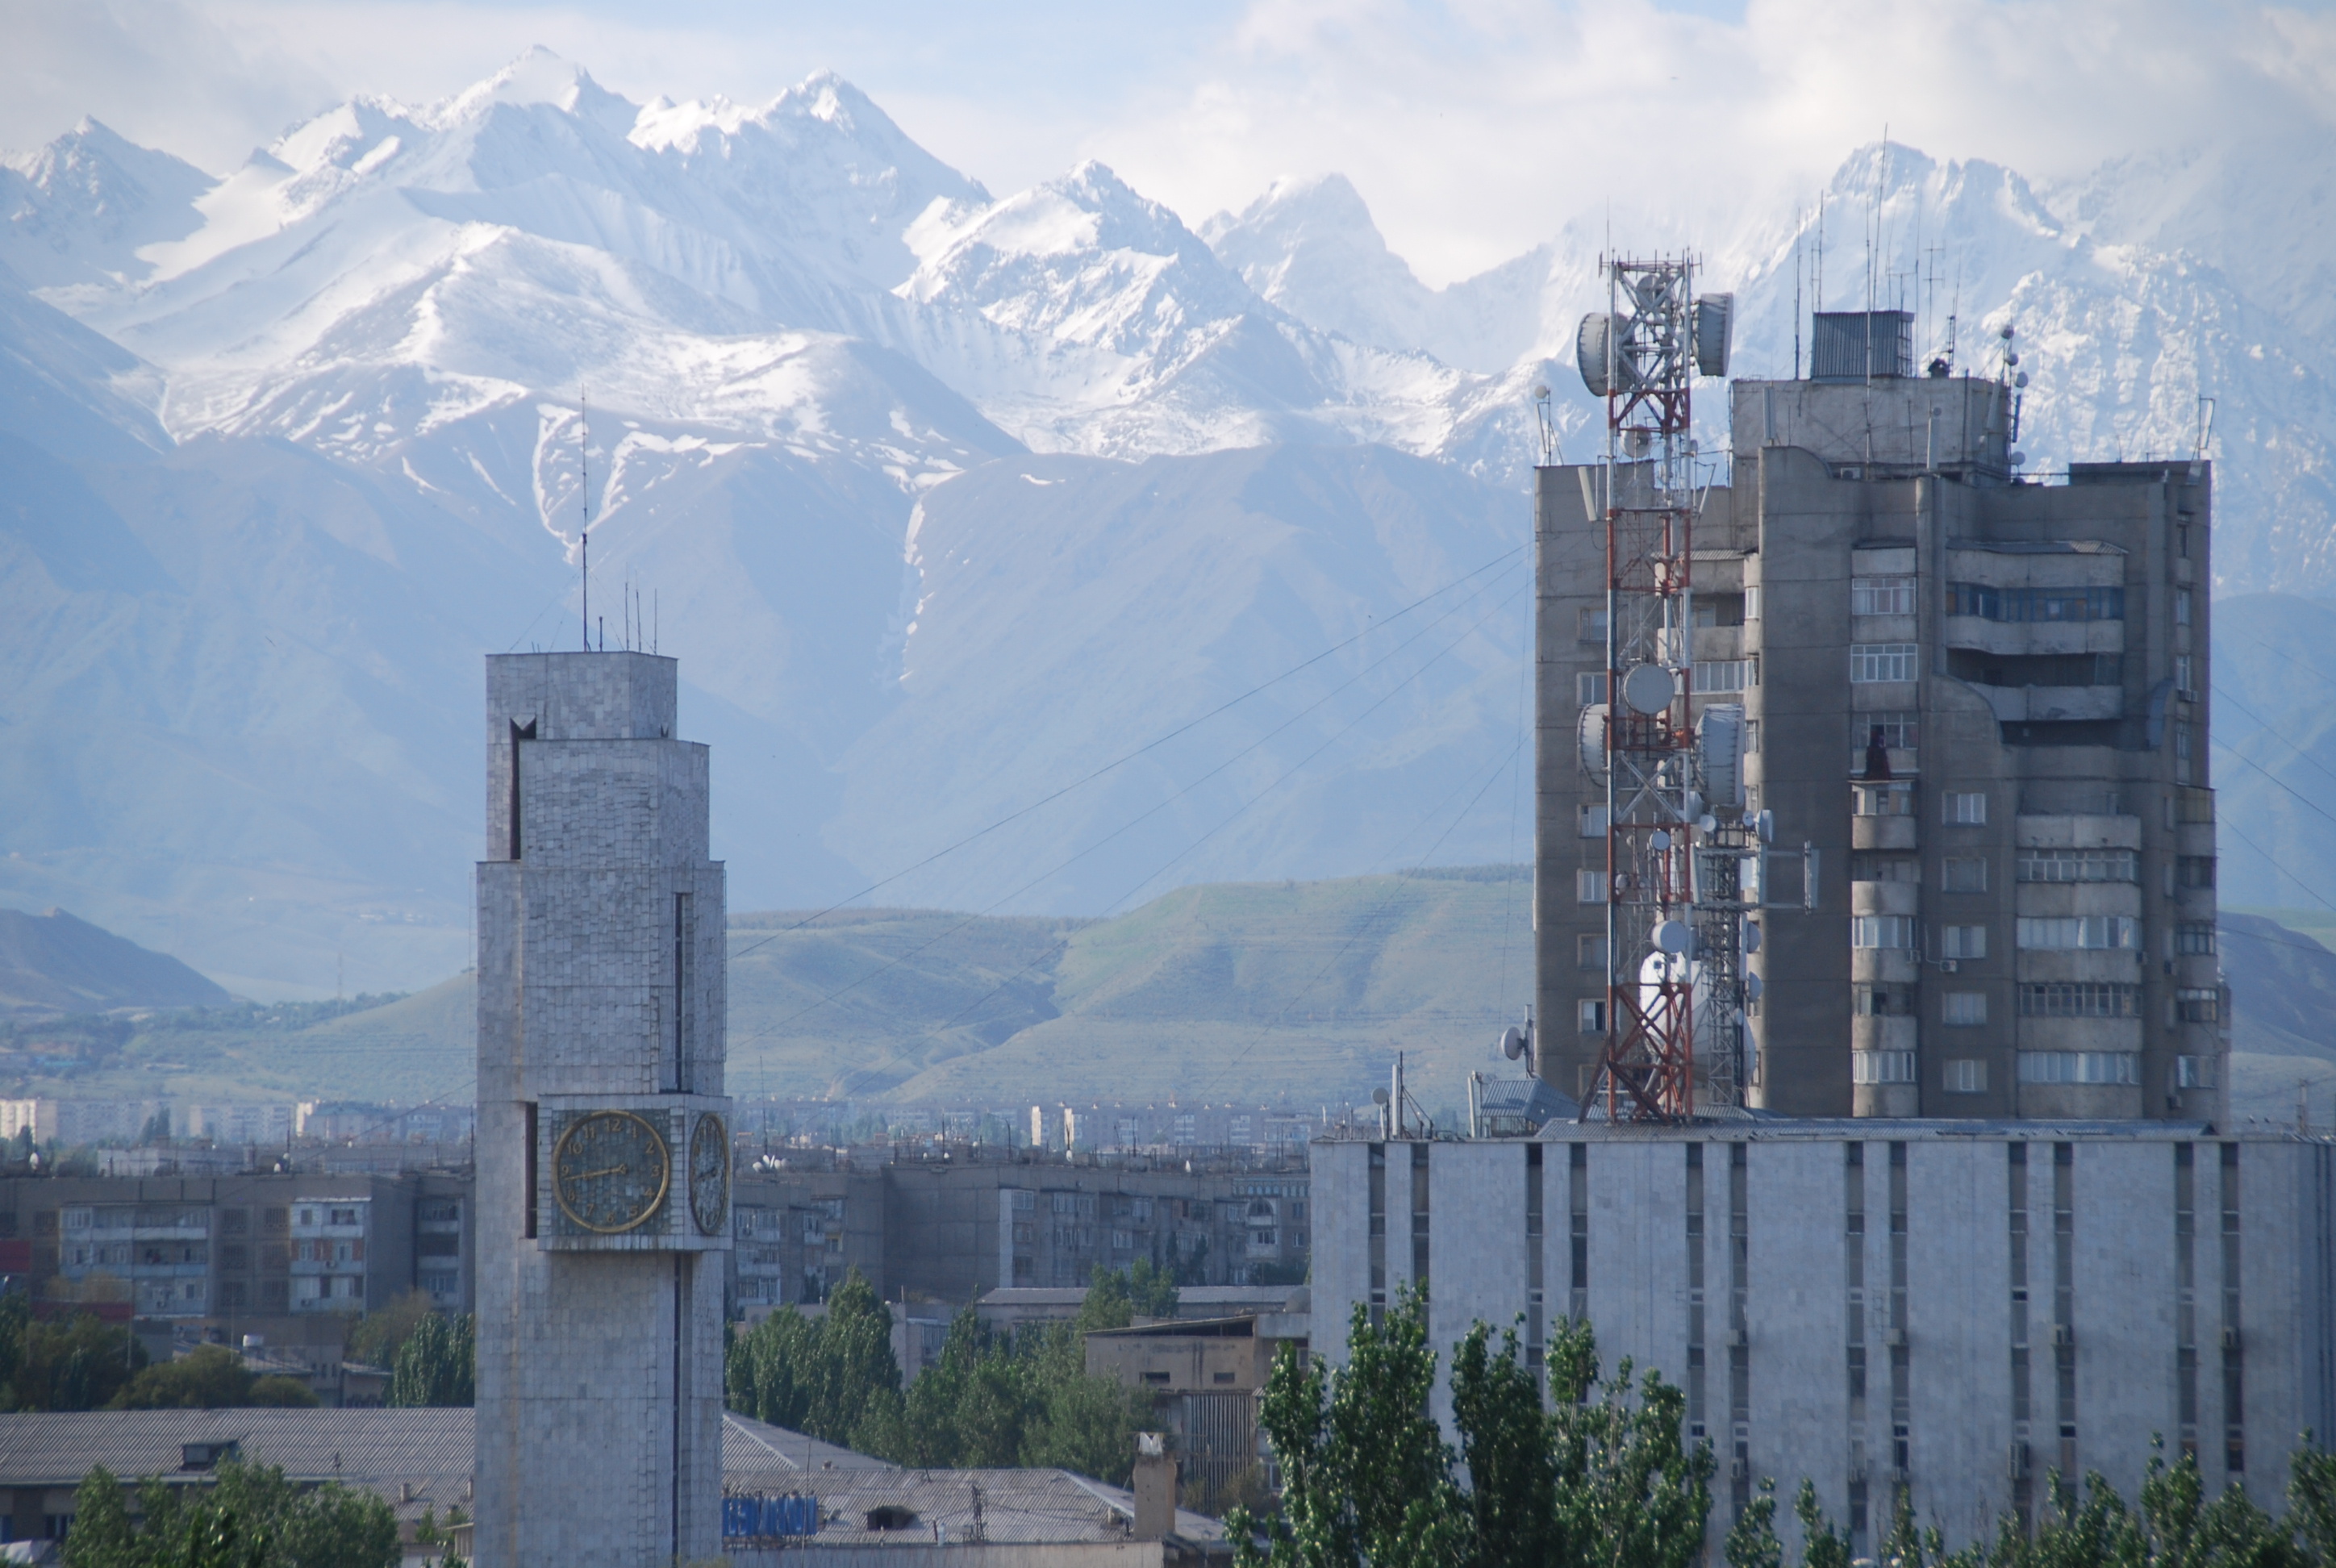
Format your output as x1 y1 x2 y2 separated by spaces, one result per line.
108 1345 317 1410
346 1291 438 1370
388 1314 473 1408
63 1459 398 1568
1233 1295 1709 1568
9 1307 148 1411
724 1266 1149 1483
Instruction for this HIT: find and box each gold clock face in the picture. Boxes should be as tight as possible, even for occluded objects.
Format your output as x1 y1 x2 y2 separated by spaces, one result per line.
690 1113 729 1235
552 1111 670 1234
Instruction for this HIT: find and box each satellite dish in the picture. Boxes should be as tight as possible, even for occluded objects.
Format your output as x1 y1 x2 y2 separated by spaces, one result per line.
2004 350 2020 367
1697 705 1746 808
1698 814 1719 834
2009 451 2027 467
2000 323 2015 340
2014 371 2029 389
1532 383 1550 399
1579 703 1610 778
1500 1026 1526 1061
1742 920 1762 954
1576 313 1619 398
1746 972 1765 1002
1651 830 1672 852
1693 293 1734 378
1621 663 1676 716
1371 1087 1391 1106
1654 920 1695 956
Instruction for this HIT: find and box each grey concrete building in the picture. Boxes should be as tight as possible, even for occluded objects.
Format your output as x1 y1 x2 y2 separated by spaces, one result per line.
1535 323 2223 1117
1309 1126 2335 1552
1 1170 468 1327
473 652 732 1567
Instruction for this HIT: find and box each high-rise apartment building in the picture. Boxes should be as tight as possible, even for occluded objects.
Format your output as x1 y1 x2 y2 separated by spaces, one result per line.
1536 314 2223 1119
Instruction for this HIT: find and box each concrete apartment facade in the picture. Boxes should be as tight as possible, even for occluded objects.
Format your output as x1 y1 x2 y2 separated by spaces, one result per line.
1535 328 2222 1118
2 1170 469 1324
1310 1127 2335 1553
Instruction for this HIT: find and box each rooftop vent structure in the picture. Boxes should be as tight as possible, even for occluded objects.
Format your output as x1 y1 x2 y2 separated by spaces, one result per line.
1811 311 1913 382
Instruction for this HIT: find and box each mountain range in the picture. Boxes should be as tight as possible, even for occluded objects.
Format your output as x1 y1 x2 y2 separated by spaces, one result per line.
1 48 2332 1003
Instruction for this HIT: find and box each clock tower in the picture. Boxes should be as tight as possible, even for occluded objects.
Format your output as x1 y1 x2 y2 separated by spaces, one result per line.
473 651 732 1566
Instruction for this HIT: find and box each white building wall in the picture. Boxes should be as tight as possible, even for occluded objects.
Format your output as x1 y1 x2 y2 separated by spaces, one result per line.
1308 1126 2334 1553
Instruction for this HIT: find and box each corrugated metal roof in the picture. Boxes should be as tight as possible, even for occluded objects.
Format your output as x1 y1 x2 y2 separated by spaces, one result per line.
781 1468 1224 1546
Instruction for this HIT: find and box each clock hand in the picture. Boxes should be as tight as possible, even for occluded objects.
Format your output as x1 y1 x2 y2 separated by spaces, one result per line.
565 1163 632 1182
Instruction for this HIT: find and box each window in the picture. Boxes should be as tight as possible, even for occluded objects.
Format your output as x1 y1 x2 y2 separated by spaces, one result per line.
2175 922 2217 956
2175 988 2221 1024
2175 590 2192 626
1577 671 1608 705
1578 999 1608 1032
1576 803 1610 839
2017 916 2139 950
1944 791 1988 825
1852 854 1919 884
1693 594 1746 628
1854 781 1917 816
1942 925 1988 960
1853 984 1916 1017
1744 719 1760 754
1853 915 1916 949
2175 1056 2216 1089
1943 1059 1988 1094
2176 788 2215 824
2017 1052 2139 1086
2175 655 2194 694
2178 857 2216 889
2175 723 2193 761
1695 659 1751 693
2020 982 2142 1017
2017 847 2137 882
1746 586 1762 620
1579 607 1608 644
1576 933 1608 970
1851 643 1919 682
1852 578 1916 616
1942 857 1988 892
1942 992 1988 1026
1575 869 1607 904
1947 584 2125 623
1851 711 1919 771
1853 1052 1917 1084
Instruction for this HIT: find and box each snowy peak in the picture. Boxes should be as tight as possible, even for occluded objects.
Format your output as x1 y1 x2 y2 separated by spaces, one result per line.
1202 173 1430 344
0 119 215 292
428 46 638 135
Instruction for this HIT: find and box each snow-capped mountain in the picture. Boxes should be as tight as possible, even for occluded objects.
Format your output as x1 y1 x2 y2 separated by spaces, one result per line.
1 48 2330 996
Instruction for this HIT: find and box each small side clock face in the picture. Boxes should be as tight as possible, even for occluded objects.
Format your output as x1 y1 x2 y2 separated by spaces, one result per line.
690 1113 729 1235
552 1111 670 1234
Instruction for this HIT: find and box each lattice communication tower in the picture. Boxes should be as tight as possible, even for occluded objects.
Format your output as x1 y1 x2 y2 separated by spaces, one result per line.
1574 255 1755 1122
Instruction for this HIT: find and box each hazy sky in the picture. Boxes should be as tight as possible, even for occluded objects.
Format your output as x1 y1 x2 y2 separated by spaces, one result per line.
4 0 2331 285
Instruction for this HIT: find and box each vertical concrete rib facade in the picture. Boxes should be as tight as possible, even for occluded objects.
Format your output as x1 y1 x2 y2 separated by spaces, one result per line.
475 653 730 1568
1309 1129 2336 1553
1535 353 2222 1119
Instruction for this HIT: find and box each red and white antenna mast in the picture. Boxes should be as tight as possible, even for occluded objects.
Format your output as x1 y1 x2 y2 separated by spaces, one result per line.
1576 255 1750 1122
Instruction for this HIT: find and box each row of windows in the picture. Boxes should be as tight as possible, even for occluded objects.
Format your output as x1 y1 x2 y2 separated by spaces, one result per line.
1851 1053 2214 1094
2017 848 2138 882
1850 783 1990 822
1854 982 2213 1022
1945 584 2125 623
1849 915 2144 953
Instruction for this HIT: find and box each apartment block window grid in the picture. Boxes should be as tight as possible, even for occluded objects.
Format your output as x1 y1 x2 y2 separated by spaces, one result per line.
1851 644 1920 683
1851 578 1916 617
1853 711 1919 772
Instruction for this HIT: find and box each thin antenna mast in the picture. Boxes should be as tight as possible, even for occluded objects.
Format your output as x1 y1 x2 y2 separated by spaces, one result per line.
580 386 590 651
1793 215 1804 380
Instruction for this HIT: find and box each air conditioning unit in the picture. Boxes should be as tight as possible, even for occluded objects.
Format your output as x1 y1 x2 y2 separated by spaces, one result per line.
2051 1323 2075 1348
1886 1328 1908 1349
2007 1441 2033 1479
1939 958 1958 973
2221 1325 2241 1351
1728 1328 1750 1349
1730 1457 1751 1483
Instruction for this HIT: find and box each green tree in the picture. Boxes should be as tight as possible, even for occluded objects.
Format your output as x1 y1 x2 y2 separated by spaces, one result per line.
347 1290 437 1369
2293 1441 2336 1568
0 1290 30 1407
63 1460 397 1568
15 1312 146 1411
1232 1289 1468 1568
724 1269 901 1451
110 1345 322 1411
389 1314 474 1407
